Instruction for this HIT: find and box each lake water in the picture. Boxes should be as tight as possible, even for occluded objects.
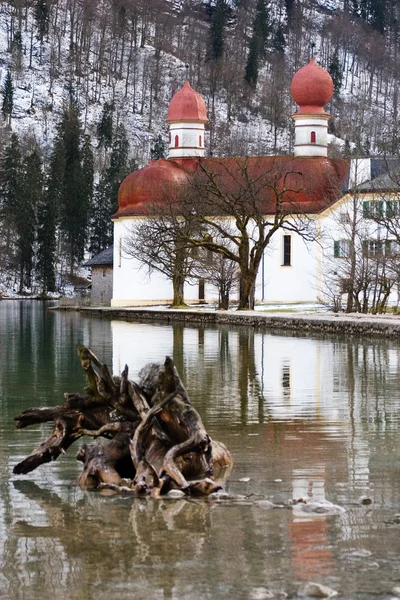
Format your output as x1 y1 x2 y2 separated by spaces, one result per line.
1 300 400 599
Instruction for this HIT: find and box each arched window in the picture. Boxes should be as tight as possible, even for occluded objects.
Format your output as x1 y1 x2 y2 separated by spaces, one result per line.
175 135 179 148
311 131 316 143
199 135 202 147
169 131 171 143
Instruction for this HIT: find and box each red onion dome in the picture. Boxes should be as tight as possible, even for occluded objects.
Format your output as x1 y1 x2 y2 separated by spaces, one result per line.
167 80 208 123
290 57 334 114
115 159 188 217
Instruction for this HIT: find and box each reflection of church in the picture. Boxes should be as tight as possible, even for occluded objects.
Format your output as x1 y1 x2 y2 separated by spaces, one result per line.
110 58 399 308
110 318 396 582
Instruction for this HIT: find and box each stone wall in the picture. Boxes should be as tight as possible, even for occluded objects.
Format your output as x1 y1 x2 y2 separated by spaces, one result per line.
91 266 113 306
74 307 400 339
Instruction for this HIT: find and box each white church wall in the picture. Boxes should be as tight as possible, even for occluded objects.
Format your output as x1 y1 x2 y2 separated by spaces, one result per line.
112 219 201 307
112 215 322 306
255 226 319 303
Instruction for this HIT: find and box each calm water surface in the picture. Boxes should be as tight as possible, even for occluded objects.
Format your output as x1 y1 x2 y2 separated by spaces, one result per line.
1 300 400 599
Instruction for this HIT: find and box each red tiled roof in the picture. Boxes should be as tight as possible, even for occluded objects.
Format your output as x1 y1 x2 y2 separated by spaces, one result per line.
113 159 189 218
193 156 349 214
113 156 349 219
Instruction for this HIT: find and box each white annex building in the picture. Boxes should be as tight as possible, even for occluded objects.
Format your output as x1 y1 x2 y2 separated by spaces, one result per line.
111 59 400 308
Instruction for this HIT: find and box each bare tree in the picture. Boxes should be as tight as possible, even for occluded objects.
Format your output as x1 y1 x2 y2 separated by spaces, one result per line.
180 158 320 310
321 164 399 313
192 232 239 310
123 195 198 308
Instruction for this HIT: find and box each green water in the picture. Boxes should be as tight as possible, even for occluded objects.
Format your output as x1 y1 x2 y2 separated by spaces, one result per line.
1 300 400 599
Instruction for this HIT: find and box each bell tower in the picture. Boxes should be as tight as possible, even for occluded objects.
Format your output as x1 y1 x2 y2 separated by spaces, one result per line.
290 58 334 157
167 81 208 160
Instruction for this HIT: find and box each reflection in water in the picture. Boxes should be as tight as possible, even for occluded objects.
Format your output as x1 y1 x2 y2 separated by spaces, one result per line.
1 302 400 598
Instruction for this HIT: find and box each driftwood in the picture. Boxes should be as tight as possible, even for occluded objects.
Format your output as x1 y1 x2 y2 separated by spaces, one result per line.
13 345 232 497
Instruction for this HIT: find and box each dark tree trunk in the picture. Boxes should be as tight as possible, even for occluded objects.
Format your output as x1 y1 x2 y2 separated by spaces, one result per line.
238 273 256 310
172 273 186 308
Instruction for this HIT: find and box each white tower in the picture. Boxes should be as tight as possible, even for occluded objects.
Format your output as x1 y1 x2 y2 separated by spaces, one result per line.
290 58 334 158
167 81 208 160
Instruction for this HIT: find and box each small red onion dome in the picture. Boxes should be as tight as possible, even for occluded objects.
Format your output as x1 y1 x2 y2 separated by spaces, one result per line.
114 159 188 217
167 80 208 123
290 57 334 114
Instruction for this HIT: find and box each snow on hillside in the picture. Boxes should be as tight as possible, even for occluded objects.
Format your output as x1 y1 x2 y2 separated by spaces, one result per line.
0 0 390 163
0 1 306 162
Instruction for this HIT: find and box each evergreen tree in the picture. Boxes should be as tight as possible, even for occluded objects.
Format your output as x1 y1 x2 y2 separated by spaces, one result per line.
328 49 343 97
210 0 229 60
17 151 43 291
35 0 50 43
150 134 166 160
285 0 295 27
11 31 23 71
56 97 90 272
90 124 131 253
253 0 269 59
37 136 64 293
352 0 386 33
106 123 130 214
2 70 13 124
244 35 260 88
370 0 386 34
360 0 369 21
272 23 286 54
344 139 352 157
90 177 114 254
0 133 22 261
96 102 113 150
81 135 94 208
36 195 57 294
244 0 269 88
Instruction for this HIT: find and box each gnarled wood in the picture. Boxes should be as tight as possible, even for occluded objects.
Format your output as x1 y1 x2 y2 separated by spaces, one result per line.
13 346 233 496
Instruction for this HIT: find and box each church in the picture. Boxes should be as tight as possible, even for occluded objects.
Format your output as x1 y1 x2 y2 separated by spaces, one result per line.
110 59 400 309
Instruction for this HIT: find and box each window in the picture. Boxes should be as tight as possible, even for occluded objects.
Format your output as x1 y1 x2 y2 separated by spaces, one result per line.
333 240 350 258
169 131 171 143
282 235 291 266
363 200 383 219
199 135 202 147
362 239 384 258
339 278 352 293
174 135 179 148
386 200 400 218
386 240 400 256
198 279 205 302
310 131 316 143
339 212 351 225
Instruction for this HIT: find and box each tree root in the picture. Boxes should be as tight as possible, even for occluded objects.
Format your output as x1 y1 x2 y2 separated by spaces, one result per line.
13 346 233 496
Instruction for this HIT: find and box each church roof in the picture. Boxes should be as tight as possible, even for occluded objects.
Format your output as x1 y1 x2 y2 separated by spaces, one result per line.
114 159 189 218
195 157 349 214
113 156 350 218
167 81 208 123
290 58 334 115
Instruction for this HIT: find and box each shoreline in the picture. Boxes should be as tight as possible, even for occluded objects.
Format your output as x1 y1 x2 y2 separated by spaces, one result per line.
50 305 400 339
